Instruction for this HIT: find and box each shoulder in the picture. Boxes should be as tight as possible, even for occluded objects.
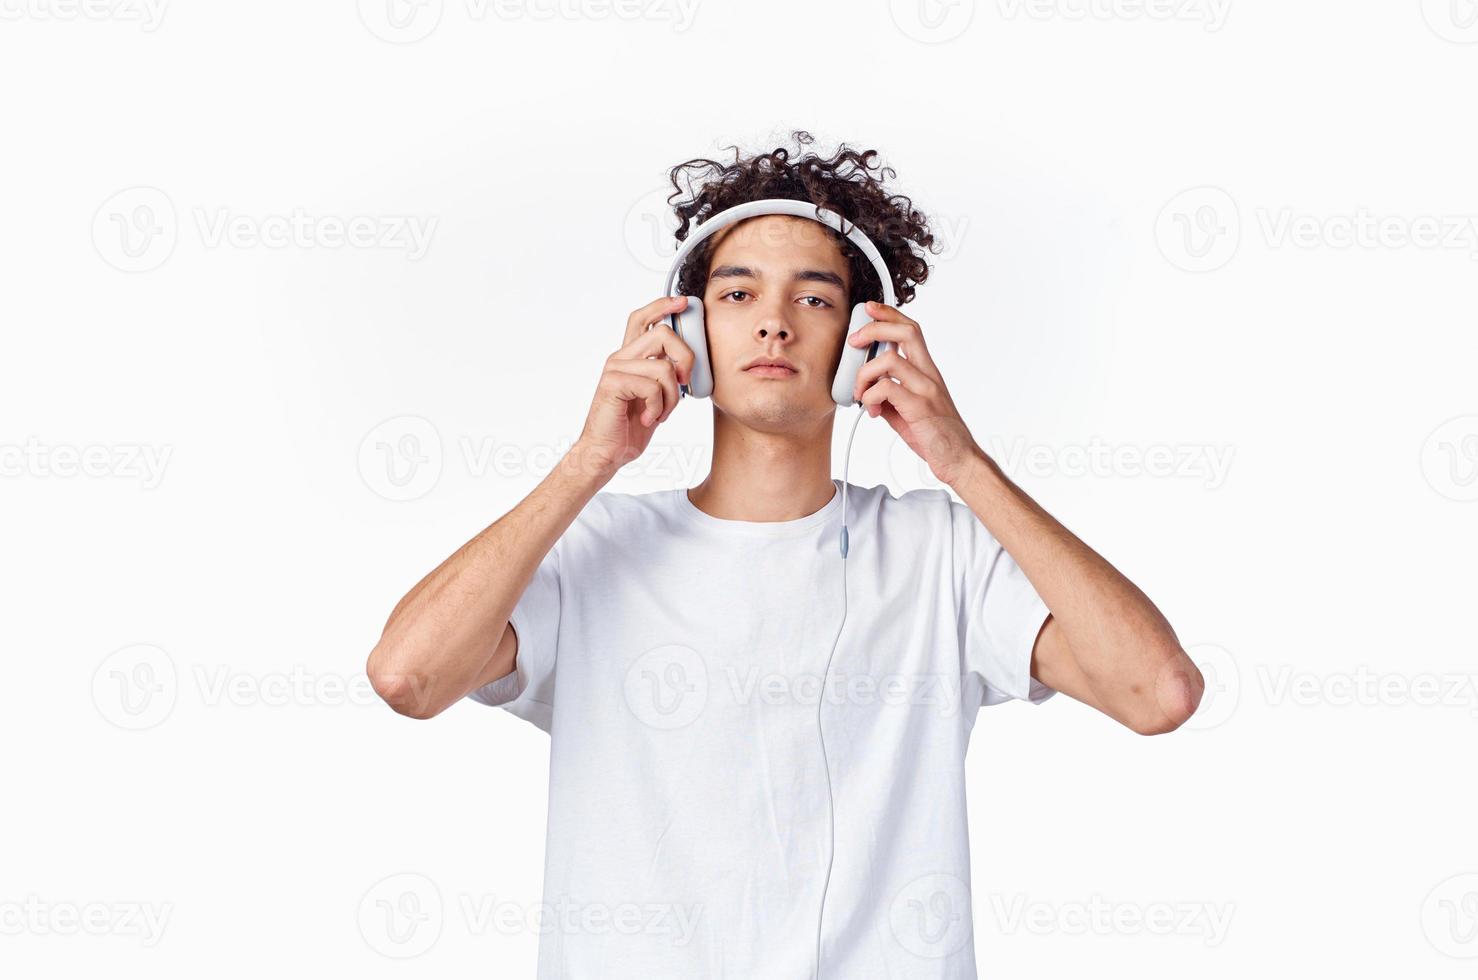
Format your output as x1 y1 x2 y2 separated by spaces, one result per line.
848 480 958 526
561 485 686 543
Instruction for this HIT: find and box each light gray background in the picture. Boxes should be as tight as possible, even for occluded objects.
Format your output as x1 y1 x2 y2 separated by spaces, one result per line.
3 0 1476 975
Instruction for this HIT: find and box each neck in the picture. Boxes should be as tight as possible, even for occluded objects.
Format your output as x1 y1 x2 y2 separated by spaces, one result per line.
687 407 837 522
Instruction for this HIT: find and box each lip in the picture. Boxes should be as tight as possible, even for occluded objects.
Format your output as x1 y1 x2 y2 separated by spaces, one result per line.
745 365 798 378
743 357 798 377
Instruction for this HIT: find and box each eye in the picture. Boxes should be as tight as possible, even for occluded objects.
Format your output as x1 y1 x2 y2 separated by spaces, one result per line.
720 289 751 302
798 296 833 309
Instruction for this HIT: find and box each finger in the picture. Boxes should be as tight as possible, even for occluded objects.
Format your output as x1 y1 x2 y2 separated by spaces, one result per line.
863 300 919 329
853 349 937 403
846 318 937 374
623 320 697 386
608 356 680 423
860 376 924 418
602 370 665 427
624 295 689 347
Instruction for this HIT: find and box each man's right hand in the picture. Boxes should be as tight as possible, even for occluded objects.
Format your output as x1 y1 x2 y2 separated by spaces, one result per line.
569 295 695 483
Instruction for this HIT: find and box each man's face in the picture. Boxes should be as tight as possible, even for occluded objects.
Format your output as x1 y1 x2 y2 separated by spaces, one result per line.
700 215 852 432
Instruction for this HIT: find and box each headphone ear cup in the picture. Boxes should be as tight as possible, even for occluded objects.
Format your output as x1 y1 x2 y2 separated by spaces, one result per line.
831 303 876 406
670 296 713 399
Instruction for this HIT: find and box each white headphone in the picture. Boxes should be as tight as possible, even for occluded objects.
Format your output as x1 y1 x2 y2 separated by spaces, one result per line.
661 197 898 406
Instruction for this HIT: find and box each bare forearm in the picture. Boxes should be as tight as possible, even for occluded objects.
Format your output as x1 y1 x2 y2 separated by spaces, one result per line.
367 449 606 718
949 449 1202 732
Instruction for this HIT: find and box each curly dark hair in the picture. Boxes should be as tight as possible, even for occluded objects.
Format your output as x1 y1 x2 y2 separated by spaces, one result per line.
666 131 936 308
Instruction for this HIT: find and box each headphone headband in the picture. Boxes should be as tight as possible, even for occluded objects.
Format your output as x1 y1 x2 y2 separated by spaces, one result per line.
662 198 897 307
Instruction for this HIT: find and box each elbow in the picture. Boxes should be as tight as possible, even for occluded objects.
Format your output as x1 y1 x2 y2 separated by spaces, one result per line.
1129 646 1205 736
367 647 445 720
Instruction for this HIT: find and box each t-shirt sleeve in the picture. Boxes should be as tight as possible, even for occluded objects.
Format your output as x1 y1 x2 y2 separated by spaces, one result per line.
465 542 561 732
950 499 1056 707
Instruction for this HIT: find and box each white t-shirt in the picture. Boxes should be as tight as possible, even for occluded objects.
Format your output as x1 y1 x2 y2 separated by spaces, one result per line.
470 478 1054 979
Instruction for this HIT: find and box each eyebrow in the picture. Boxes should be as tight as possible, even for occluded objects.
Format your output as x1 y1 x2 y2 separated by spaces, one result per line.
708 264 847 290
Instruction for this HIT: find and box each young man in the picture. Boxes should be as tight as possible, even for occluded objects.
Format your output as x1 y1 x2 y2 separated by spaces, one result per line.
367 133 1204 979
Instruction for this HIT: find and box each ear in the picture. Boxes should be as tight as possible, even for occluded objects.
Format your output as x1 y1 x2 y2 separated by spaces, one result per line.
671 297 713 399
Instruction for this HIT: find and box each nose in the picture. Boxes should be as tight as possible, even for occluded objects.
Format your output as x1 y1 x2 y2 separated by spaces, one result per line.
753 299 793 345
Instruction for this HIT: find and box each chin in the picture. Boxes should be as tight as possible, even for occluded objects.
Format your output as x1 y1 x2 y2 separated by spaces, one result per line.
720 384 831 432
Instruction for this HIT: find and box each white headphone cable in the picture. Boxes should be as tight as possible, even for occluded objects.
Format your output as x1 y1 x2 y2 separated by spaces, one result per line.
814 403 865 978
